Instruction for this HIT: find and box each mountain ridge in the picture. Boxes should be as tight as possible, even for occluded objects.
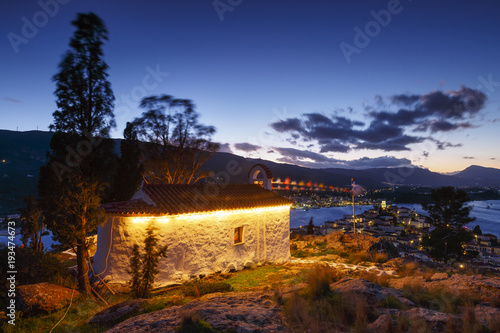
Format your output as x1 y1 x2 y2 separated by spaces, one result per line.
1 129 499 214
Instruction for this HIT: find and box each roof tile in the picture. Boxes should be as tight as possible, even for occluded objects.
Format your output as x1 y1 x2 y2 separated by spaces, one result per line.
103 183 291 216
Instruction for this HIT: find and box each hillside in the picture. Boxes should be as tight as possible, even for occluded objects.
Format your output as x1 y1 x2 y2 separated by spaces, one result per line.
456 165 500 186
1 129 499 214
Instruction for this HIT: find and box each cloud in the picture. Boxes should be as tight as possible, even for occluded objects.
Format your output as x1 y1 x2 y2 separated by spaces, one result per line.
2 97 22 103
273 147 412 169
463 156 475 159
218 143 233 153
234 142 261 152
269 86 486 154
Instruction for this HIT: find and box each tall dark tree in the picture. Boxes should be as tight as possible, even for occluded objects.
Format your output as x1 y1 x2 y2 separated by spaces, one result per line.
39 12 115 295
19 196 46 252
422 187 475 229
132 95 219 184
307 217 314 235
421 187 475 263
472 225 482 235
109 122 144 202
50 13 114 137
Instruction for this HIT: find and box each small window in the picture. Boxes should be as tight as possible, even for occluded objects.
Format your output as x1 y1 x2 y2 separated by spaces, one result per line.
234 226 244 244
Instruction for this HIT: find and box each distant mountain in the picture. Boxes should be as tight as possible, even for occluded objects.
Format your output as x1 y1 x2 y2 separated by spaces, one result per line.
455 165 500 186
1 129 499 214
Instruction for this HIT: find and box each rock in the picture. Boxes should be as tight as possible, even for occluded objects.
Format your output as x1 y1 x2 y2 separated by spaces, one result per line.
402 307 457 332
430 272 449 281
474 304 500 331
90 299 148 324
17 282 80 315
106 291 289 333
331 278 403 307
367 314 393 333
388 275 426 289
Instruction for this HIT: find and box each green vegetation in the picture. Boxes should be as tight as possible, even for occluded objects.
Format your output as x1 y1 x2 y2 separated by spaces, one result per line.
0 247 75 299
176 311 214 333
128 222 168 298
181 280 233 298
421 187 475 263
283 266 377 332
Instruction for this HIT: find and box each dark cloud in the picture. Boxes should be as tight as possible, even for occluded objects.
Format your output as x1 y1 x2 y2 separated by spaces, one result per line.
274 147 335 164
269 86 486 154
274 147 412 169
463 156 475 159
390 94 419 106
2 97 22 103
233 142 260 152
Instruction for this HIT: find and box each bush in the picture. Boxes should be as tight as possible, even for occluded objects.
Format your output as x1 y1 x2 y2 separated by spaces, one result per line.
175 310 214 333
358 271 391 287
0 247 75 296
371 251 389 263
306 265 342 300
181 280 233 297
379 294 404 309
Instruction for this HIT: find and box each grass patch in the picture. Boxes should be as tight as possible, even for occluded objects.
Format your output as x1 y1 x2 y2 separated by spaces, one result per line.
225 265 286 291
181 280 233 298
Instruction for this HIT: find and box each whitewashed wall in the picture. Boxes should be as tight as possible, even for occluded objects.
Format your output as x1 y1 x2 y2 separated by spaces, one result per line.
93 208 290 286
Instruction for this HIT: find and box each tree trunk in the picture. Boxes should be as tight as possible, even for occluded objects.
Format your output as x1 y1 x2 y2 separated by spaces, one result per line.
76 242 92 295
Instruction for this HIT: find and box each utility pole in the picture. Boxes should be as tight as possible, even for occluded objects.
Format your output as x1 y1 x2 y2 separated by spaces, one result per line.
442 234 450 264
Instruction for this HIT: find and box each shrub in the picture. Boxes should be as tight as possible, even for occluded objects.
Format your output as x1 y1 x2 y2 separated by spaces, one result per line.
316 241 327 250
127 222 168 298
379 294 404 309
0 247 75 296
358 271 391 287
176 310 214 333
181 280 233 297
306 265 342 299
293 250 307 258
396 261 419 277
371 251 389 263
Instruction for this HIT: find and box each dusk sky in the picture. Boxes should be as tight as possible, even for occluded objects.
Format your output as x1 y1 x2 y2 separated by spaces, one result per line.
1 0 500 173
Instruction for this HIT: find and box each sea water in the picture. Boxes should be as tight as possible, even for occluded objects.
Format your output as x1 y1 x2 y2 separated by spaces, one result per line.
290 200 500 237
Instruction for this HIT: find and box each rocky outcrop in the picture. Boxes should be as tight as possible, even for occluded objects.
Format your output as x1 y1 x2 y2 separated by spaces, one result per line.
474 304 500 331
90 299 148 325
367 314 393 333
388 273 500 303
402 307 457 332
331 278 411 307
17 282 80 315
106 292 288 333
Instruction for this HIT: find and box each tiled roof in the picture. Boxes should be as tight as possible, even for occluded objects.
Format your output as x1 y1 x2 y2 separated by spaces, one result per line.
102 199 158 215
102 183 291 216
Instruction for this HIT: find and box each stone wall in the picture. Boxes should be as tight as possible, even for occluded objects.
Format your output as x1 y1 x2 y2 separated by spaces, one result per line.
93 207 290 285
